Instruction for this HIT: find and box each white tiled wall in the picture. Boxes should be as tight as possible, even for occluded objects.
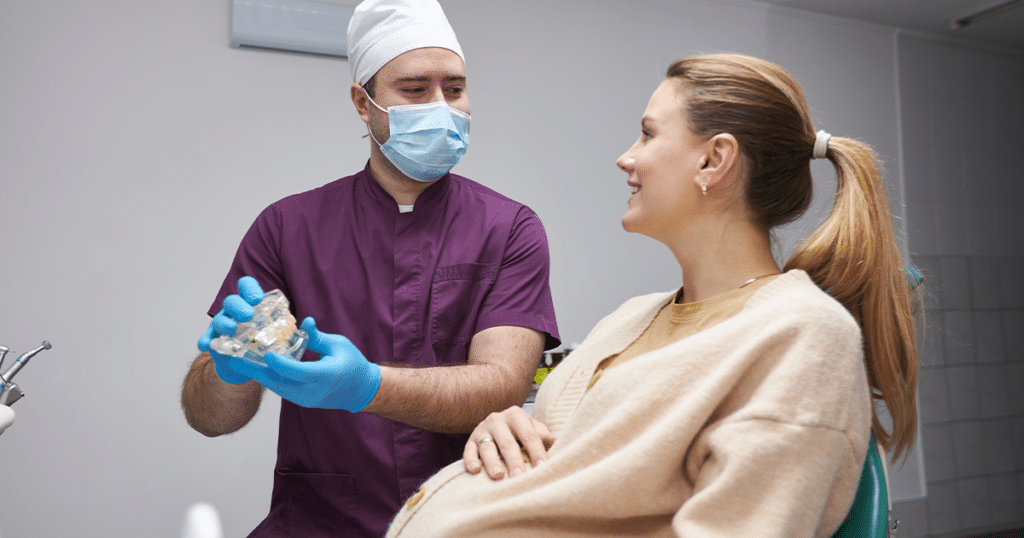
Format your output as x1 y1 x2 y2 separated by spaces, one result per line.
894 33 1024 538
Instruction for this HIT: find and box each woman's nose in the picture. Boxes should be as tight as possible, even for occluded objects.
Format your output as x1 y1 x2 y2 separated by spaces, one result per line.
617 155 634 173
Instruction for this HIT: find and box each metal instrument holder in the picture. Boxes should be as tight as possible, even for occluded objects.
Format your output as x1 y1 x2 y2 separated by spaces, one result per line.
0 341 51 434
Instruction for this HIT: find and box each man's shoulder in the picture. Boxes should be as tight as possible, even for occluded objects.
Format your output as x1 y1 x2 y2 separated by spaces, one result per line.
261 173 361 216
448 173 532 213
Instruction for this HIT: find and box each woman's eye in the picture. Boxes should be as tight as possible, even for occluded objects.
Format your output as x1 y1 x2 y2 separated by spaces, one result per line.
642 130 652 141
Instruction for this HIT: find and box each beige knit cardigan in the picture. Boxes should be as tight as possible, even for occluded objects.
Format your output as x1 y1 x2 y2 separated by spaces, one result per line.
386 270 872 538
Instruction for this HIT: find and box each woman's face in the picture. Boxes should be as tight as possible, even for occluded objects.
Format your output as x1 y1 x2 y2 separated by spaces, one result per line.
616 80 709 240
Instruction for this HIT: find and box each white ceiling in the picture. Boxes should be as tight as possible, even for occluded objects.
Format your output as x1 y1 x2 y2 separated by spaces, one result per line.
757 0 1024 51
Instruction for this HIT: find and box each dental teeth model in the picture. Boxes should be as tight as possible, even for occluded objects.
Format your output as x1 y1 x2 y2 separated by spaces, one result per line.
211 290 308 365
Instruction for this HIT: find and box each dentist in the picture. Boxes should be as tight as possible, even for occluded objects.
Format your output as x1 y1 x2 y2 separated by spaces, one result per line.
180 1 560 536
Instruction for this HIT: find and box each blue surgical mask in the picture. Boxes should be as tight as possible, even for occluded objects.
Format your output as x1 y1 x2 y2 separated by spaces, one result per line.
364 88 471 183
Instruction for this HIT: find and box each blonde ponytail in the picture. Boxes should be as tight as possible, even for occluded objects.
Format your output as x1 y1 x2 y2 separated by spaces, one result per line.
785 138 918 459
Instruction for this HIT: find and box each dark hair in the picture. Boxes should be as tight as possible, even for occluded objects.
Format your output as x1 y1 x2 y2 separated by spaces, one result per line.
666 54 919 460
363 74 377 99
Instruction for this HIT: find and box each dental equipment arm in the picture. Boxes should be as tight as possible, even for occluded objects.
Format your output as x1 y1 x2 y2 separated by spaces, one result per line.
0 340 51 407
0 340 51 436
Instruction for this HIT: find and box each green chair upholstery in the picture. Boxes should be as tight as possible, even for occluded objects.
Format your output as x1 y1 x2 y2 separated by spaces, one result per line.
831 434 895 538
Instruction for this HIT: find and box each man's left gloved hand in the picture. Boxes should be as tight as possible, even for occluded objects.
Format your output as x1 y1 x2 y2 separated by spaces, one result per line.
252 317 381 412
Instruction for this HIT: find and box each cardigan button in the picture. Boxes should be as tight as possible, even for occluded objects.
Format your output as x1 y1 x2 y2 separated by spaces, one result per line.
406 488 425 508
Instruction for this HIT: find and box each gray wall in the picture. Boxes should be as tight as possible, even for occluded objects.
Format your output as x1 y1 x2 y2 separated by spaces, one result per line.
0 0 966 535
892 33 1024 538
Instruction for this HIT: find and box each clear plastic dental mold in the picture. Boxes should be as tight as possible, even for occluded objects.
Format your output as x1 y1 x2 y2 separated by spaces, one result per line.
211 290 308 365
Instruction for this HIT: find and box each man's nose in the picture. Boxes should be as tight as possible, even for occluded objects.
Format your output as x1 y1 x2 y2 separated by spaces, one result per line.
429 86 446 103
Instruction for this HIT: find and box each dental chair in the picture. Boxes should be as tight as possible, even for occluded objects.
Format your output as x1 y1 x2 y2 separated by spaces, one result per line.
831 433 897 538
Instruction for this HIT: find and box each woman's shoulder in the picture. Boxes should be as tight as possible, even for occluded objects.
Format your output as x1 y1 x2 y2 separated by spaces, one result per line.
746 270 859 331
718 272 870 433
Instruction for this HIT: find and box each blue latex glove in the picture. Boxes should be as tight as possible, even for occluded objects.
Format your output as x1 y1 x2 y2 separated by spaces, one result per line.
197 276 267 385
250 317 381 412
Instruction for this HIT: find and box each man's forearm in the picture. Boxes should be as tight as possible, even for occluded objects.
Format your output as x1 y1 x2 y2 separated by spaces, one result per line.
363 363 530 433
181 353 264 437
361 326 544 433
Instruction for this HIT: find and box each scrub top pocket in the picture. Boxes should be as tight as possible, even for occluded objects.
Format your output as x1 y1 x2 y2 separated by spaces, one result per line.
430 262 498 362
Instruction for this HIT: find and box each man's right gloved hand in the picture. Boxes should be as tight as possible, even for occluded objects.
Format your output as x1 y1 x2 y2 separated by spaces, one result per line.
197 276 267 385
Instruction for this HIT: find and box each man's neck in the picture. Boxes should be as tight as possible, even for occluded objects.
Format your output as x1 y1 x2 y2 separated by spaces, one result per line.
367 150 435 206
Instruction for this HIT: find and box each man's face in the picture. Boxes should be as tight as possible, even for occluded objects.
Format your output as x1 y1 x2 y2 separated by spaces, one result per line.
357 47 469 144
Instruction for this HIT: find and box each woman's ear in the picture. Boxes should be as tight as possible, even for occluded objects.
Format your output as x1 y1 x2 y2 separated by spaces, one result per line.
699 133 741 190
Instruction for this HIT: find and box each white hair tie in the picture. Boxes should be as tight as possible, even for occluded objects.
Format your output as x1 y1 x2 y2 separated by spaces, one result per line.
813 130 831 159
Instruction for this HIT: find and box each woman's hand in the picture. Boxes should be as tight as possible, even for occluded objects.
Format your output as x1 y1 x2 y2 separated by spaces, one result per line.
464 406 555 480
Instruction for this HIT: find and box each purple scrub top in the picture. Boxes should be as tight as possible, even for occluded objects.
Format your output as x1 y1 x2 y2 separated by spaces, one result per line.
208 164 560 538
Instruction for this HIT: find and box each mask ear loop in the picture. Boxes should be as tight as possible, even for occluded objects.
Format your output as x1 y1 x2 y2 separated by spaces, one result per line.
362 85 389 114
361 85 388 143
364 123 384 146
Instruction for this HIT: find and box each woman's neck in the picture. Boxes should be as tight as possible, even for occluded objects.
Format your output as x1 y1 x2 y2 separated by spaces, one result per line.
665 218 780 304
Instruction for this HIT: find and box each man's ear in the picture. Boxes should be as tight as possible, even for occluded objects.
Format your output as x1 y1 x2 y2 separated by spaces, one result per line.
351 83 372 124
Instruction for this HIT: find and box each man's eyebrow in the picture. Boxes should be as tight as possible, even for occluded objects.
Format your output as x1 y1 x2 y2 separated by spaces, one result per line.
393 75 467 84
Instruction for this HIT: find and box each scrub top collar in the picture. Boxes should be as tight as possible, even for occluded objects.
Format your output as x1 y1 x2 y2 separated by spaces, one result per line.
359 161 452 214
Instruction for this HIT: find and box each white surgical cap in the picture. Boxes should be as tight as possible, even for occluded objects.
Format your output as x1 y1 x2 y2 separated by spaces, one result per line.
347 0 465 86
